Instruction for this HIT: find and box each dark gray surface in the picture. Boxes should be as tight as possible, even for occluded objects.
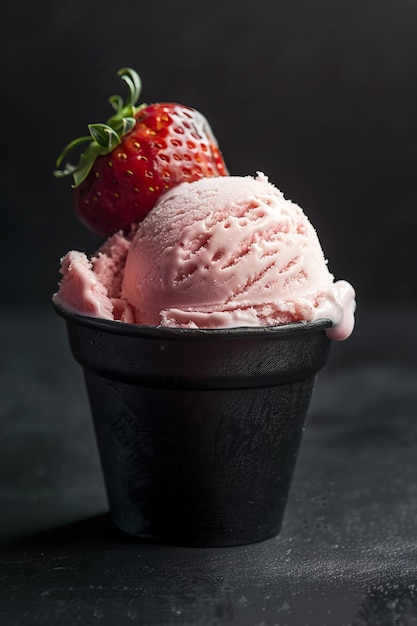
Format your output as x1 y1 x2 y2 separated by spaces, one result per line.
0 306 417 625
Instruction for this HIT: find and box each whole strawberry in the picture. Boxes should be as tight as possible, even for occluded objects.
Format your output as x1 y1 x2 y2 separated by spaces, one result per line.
54 68 228 236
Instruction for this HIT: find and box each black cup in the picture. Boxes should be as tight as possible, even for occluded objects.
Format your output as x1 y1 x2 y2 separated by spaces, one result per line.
54 302 332 547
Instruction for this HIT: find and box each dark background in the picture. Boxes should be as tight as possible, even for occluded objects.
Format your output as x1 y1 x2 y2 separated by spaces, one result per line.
2 5 417 623
2 0 417 307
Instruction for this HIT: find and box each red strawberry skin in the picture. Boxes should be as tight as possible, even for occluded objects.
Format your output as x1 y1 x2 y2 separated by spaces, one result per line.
74 103 228 236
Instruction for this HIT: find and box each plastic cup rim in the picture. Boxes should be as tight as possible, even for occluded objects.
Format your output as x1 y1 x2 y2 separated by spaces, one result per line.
53 300 332 341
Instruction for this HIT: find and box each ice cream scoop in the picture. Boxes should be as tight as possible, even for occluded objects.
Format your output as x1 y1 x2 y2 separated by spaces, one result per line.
122 173 355 338
54 173 355 340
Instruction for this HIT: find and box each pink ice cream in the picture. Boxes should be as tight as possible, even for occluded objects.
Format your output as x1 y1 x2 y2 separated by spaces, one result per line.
54 173 355 340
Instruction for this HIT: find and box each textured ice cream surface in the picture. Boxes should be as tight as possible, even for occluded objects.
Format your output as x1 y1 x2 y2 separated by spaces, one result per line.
54 173 355 340
54 232 135 324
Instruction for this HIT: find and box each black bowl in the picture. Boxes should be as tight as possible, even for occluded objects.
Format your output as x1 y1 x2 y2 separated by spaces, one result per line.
54 302 332 547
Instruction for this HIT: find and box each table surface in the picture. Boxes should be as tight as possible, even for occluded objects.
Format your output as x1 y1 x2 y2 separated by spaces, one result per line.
1 305 416 626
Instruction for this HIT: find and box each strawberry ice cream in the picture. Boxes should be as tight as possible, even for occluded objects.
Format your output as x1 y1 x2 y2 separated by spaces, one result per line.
54 173 355 340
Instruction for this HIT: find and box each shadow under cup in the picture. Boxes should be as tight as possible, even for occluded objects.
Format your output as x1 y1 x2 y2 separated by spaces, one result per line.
54 303 332 547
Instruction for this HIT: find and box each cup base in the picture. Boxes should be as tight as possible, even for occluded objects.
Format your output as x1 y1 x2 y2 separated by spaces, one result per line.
85 372 314 547
111 515 282 548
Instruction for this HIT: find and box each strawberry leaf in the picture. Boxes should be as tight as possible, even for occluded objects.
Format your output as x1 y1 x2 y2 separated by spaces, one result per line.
54 68 143 187
54 135 91 169
72 143 106 187
108 94 124 113
122 116 136 135
118 67 142 110
89 124 121 150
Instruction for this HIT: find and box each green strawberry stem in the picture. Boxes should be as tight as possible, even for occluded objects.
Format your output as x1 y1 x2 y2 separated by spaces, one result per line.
54 68 144 187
